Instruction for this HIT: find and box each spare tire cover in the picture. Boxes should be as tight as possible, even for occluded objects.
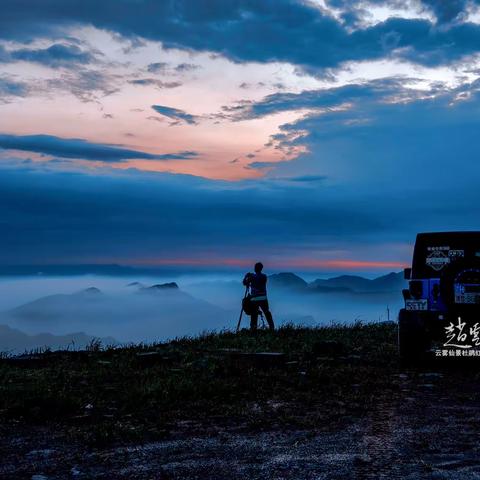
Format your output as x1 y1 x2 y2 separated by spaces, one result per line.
440 257 480 310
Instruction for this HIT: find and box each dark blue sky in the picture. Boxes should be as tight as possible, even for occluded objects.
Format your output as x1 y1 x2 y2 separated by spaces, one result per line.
1 0 480 272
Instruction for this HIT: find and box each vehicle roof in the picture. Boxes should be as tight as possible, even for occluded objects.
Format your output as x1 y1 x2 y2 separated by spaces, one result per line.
412 231 480 278
416 231 480 241
415 231 480 252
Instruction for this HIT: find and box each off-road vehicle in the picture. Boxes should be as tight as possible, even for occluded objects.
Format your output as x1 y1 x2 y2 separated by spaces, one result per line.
399 231 480 361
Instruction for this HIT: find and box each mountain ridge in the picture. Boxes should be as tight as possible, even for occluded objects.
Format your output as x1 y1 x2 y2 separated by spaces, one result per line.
0 324 115 354
270 271 405 294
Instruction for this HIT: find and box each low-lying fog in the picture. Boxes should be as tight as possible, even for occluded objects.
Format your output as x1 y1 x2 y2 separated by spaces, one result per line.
0 272 404 353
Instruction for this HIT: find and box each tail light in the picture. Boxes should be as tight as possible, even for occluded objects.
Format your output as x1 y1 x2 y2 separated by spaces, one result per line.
409 280 423 299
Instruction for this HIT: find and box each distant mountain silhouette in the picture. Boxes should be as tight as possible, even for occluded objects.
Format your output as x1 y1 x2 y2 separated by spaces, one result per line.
268 273 308 290
7 291 104 323
2 282 232 346
269 271 404 294
77 287 102 296
309 272 405 293
0 324 115 354
140 282 179 291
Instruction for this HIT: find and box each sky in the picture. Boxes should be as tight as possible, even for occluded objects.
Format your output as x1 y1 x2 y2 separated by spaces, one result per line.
1 0 480 273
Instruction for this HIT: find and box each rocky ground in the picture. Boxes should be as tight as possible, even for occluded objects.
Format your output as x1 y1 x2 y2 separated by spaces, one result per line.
1 324 480 479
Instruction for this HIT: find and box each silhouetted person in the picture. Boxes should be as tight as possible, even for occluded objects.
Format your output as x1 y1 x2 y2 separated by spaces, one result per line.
243 262 275 331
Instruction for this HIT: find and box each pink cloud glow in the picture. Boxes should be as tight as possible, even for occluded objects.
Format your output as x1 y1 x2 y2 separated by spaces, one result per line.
124 256 407 271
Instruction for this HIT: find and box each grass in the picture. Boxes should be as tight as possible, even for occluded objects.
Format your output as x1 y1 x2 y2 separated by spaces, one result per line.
0 322 400 446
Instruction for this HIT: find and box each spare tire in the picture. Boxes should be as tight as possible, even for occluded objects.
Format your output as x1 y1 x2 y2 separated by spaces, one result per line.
440 257 480 310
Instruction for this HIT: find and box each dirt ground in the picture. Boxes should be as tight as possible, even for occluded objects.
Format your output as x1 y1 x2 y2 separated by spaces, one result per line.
2 367 480 480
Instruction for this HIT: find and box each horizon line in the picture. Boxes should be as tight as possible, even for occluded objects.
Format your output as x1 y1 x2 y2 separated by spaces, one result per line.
0 259 407 271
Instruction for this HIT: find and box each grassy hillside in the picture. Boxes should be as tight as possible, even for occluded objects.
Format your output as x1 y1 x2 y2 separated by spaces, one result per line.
0 323 399 446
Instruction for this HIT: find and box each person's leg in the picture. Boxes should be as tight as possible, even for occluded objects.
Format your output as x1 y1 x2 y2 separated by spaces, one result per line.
250 304 259 331
259 300 274 330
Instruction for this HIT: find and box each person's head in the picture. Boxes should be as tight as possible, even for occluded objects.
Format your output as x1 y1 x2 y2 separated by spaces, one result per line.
254 262 263 273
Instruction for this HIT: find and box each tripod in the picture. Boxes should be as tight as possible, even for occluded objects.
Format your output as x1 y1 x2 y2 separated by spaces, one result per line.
236 285 266 332
236 285 248 333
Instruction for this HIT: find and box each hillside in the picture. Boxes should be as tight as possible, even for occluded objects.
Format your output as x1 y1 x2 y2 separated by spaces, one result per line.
2 323 480 479
0 322 398 435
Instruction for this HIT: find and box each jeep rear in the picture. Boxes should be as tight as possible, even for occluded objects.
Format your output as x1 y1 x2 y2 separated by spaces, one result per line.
399 231 480 362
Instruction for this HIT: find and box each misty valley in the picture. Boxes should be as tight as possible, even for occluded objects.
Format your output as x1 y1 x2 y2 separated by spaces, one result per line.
0 271 405 354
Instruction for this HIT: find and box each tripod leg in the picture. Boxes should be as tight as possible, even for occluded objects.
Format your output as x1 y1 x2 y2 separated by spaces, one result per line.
236 307 243 333
236 286 249 333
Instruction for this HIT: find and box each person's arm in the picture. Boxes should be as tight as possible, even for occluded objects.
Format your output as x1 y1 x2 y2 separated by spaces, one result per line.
243 273 252 286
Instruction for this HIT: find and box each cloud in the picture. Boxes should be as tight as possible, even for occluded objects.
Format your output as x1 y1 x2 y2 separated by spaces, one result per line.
0 134 198 162
146 115 164 123
2 76 480 265
226 77 447 121
0 45 10 62
258 76 480 194
1 128 479 266
246 161 290 170
151 105 199 125
128 78 182 89
2 2 480 267
325 0 478 26
147 62 199 75
45 69 121 102
175 63 200 72
1 0 480 71
0 76 29 100
147 62 169 73
419 0 476 24
285 175 327 182
10 43 95 67
0 163 394 264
